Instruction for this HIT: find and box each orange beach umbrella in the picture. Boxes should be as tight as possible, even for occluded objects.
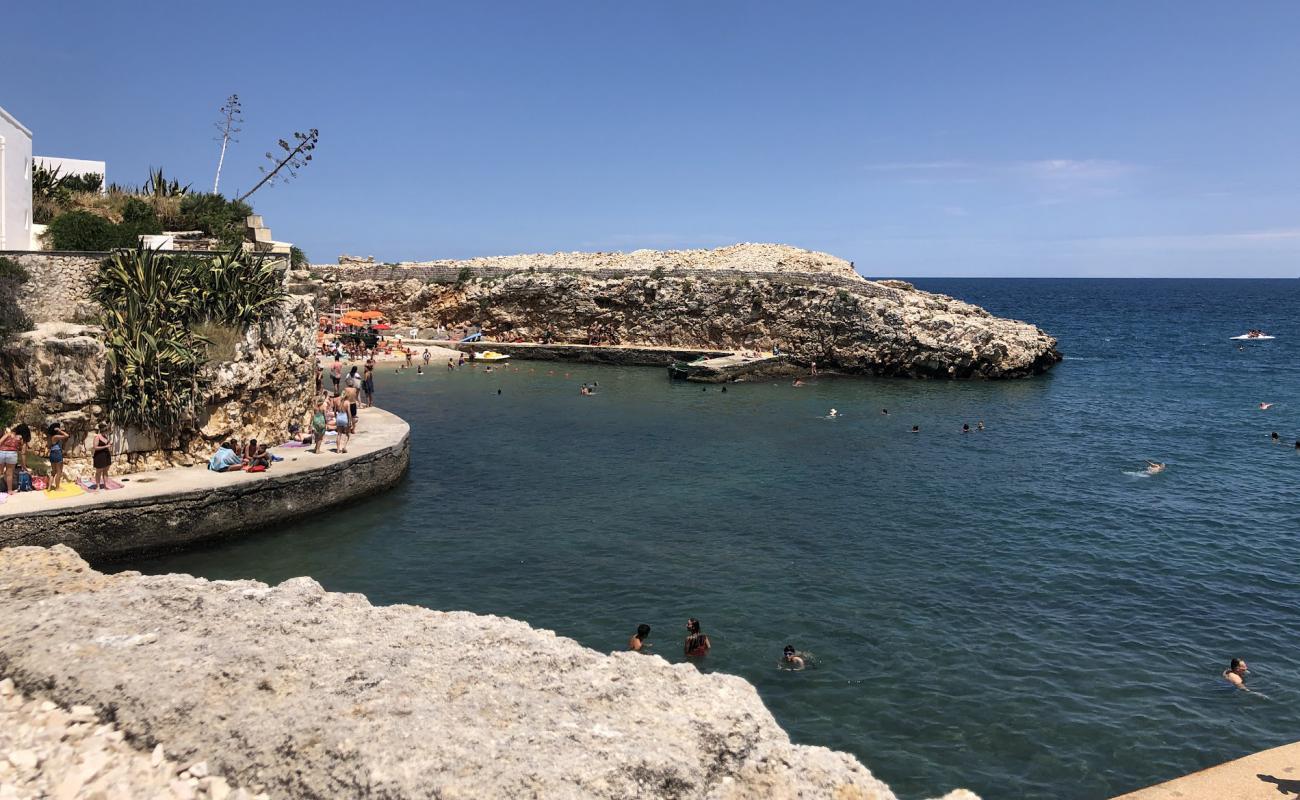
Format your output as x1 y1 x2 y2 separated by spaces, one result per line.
359 310 385 320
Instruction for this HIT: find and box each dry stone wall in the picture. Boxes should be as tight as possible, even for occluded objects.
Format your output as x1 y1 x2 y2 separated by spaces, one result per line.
0 251 105 324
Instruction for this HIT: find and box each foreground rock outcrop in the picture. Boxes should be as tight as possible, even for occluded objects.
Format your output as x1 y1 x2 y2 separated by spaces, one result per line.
0 676 267 800
0 546 978 799
318 244 1061 379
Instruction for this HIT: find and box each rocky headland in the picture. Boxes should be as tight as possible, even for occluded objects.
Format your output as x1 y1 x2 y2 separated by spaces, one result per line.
0 546 979 800
313 243 1061 379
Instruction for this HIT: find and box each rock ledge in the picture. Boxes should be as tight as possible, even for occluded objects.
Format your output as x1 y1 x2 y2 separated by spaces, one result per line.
0 546 978 799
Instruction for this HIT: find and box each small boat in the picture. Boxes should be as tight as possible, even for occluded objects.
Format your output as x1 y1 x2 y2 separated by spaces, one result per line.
1230 333 1275 341
477 350 510 361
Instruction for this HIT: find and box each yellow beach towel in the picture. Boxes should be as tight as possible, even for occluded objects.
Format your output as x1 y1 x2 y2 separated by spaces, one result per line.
45 482 86 499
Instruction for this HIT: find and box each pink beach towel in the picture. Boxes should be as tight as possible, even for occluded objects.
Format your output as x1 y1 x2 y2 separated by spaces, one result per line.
278 440 309 448
78 478 124 491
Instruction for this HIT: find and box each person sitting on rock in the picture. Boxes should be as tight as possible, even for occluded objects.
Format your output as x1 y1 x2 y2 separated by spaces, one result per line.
247 443 271 471
208 441 243 472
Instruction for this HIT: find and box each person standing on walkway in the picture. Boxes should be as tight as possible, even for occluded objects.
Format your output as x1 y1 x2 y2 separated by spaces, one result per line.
46 423 69 491
0 423 29 494
343 369 361 432
333 395 352 454
311 395 330 454
91 422 112 490
362 360 375 408
330 355 343 394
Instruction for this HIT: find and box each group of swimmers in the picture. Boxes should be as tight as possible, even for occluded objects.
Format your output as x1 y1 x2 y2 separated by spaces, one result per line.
626 619 810 670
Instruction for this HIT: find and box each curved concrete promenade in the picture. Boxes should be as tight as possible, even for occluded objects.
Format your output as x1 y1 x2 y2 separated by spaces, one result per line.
0 407 410 561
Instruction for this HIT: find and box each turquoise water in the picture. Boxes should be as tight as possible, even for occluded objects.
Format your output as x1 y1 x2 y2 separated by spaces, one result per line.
121 279 1300 799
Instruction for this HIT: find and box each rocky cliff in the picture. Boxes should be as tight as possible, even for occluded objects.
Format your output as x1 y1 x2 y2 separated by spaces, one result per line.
0 295 318 474
321 244 1061 379
0 546 979 800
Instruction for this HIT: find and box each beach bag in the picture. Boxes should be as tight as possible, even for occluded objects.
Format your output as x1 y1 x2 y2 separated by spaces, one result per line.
16 472 33 492
31 475 47 491
247 465 267 473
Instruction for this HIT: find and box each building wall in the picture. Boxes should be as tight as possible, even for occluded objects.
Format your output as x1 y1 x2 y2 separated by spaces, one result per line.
33 156 106 184
0 106 34 251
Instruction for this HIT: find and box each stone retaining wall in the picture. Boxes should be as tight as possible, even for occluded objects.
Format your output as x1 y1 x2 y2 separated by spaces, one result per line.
0 251 105 323
1 250 291 325
0 414 410 561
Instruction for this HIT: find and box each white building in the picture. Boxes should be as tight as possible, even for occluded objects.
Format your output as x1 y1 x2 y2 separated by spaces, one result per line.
0 105 33 251
34 156 107 188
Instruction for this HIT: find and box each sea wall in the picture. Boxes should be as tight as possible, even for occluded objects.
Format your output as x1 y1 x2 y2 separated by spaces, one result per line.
317 244 1062 379
0 545 978 800
0 409 409 559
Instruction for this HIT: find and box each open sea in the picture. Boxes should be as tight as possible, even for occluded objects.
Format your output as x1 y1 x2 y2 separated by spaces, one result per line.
120 279 1300 799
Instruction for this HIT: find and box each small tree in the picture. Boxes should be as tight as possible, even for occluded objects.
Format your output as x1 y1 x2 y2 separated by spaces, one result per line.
212 94 243 194
237 129 319 203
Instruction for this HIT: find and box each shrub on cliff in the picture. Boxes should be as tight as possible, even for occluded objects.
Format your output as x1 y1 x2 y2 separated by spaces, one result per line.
46 211 118 250
178 194 252 249
0 257 32 349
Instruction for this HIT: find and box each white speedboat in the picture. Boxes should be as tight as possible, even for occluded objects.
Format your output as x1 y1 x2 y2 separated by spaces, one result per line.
1231 333 1275 341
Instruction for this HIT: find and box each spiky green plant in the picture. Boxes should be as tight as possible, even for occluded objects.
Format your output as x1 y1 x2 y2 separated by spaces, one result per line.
93 245 287 437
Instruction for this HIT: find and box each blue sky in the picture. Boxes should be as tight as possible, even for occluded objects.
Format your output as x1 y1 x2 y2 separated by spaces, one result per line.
5 1 1298 276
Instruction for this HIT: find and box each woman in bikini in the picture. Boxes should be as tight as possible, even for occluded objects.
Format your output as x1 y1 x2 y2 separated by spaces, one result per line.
46 423 69 491
684 618 711 657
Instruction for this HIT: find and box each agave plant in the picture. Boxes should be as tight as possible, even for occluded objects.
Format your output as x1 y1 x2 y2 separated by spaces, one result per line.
93 244 286 438
143 167 190 199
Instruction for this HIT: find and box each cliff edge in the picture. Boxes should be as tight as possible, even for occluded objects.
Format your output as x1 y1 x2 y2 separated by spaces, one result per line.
324 244 1061 379
0 546 978 799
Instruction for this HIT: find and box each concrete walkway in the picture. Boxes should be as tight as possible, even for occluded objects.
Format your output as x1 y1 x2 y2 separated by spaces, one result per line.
1113 742 1300 799
0 407 408 520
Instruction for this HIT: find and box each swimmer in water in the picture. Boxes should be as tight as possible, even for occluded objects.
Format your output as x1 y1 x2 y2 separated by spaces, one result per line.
782 645 806 671
684 618 711 657
628 624 652 652
977 421 985 431
911 425 920 433
828 409 838 418
1260 402 1275 410
881 408 888 415
962 423 970 433
1271 431 1280 443
1145 460 1166 474
1223 657 1249 689
416 365 423 375
792 379 805 387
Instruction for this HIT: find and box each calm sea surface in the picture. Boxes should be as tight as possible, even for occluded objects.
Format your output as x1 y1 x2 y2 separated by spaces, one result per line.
120 279 1300 799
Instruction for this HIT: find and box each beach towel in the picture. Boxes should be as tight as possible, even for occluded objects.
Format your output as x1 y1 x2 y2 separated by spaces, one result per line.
45 482 86 499
0 492 7 504
279 440 309 448
78 478 124 491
